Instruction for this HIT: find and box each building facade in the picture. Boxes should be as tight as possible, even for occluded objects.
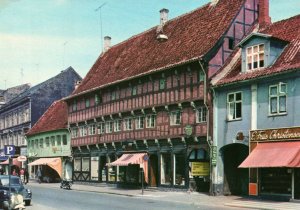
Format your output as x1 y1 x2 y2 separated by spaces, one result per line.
26 100 72 182
65 0 260 192
0 67 81 166
212 13 300 199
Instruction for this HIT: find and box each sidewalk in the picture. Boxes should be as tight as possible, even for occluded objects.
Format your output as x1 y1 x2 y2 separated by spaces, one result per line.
27 181 300 210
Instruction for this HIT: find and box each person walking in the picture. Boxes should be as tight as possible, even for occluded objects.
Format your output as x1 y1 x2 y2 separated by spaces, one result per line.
36 168 42 184
24 168 29 184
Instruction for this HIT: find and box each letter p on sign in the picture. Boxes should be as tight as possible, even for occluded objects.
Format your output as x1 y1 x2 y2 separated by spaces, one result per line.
4 145 16 156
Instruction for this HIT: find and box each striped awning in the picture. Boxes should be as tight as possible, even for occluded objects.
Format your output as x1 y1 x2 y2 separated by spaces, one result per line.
107 153 147 167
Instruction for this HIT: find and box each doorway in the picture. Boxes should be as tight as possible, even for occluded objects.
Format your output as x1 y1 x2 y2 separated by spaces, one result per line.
149 154 158 187
221 143 249 195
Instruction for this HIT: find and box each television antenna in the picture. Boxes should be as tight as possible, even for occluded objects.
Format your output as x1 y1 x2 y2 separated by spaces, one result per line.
95 2 107 52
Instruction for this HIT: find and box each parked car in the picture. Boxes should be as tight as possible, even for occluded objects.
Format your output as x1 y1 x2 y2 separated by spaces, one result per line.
0 175 32 208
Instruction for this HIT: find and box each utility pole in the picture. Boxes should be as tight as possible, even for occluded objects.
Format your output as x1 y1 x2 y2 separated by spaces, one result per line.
95 2 107 52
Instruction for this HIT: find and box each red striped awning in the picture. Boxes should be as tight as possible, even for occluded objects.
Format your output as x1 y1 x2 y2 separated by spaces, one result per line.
107 153 147 167
239 141 300 168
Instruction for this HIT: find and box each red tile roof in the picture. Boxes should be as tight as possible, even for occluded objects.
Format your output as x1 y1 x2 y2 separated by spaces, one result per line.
72 0 245 96
26 100 68 136
214 14 300 86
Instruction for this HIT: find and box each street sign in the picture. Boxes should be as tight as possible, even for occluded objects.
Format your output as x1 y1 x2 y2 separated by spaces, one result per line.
4 145 16 156
0 149 8 161
17 155 27 162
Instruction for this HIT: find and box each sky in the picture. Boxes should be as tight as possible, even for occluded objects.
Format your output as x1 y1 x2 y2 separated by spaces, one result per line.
0 0 299 90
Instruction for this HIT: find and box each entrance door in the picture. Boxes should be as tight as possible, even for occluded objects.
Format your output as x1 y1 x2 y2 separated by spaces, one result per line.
149 154 158 187
222 143 249 195
295 169 300 199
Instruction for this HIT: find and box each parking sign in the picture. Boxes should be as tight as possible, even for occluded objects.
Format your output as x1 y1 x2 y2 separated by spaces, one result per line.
0 149 8 161
4 145 16 156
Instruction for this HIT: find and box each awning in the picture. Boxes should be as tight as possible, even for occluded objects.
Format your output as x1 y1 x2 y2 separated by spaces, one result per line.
107 153 147 167
0 158 22 167
107 153 148 183
239 141 300 168
28 158 62 178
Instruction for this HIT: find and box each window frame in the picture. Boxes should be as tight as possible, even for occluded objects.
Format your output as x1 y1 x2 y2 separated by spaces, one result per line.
135 116 145 130
114 119 122 132
97 122 105 134
269 82 287 115
124 118 133 131
196 107 207 123
105 121 113 133
146 114 156 128
227 91 242 121
170 111 182 126
246 43 265 71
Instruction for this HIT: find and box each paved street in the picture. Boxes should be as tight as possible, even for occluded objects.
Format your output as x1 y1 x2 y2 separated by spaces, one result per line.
24 182 239 210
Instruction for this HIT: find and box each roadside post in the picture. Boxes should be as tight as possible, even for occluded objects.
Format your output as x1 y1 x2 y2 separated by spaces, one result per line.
4 145 16 210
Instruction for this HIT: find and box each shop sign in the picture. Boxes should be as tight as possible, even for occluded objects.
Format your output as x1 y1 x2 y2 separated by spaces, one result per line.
250 127 300 142
211 146 217 166
17 155 27 162
191 162 210 176
184 125 193 137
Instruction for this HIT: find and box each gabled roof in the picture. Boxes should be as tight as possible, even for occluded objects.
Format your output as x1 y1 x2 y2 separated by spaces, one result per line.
26 100 68 136
214 14 300 87
72 0 245 96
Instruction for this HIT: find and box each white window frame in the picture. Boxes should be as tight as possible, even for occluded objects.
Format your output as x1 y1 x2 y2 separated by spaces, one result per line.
170 111 181 126
269 82 287 115
98 122 105 134
135 116 144 130
114 119 122 132
246 44 265 71
105 121 113 133
146 114 156 128
227 91 242 121
196 107 207 123
89 124 96 135
124 118 133 131
71 128 78 138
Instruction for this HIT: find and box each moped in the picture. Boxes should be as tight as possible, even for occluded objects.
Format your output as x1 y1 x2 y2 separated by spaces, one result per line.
60 179 73 190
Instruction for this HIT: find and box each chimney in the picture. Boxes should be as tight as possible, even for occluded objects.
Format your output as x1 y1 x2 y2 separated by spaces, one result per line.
103 36 111 52
74 80 81 90
258 0 271 27
159 8 169 25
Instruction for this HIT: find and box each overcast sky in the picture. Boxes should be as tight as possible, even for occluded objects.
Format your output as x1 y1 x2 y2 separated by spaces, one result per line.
0 0 299 89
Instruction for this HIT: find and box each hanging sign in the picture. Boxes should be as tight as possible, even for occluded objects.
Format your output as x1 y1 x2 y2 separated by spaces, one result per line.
191 162 210 176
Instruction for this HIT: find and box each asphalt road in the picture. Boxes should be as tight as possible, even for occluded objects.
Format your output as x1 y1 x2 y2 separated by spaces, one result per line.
25 185 239 210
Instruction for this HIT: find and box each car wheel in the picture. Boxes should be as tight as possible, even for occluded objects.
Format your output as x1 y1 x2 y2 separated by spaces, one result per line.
25 200 31 206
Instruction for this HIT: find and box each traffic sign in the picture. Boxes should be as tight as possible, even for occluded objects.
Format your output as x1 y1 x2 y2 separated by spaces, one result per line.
0 149 8 161
4 145 16 156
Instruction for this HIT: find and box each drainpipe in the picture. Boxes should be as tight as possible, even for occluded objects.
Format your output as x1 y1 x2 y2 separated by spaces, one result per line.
198 60 213 195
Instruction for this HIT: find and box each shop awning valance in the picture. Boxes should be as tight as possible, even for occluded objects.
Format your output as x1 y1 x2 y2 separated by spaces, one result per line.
28 158 62 177
0 158 21 167
239 141 300 168
107 153 147 167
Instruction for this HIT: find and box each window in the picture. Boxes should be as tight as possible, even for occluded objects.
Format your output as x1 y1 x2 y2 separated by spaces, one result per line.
97 122 105 134
246 44 265 70
79 126 87 137
89 124 96 135
227 92 242 120
269 83 287 115
62 135 67 145
72 100 77 111
159 78 166 90
74 158 81 171
56 135 61 146
135 116 144 129
85 98 90 108
39 138 43 148
45 137 50 147
95 94 101 105
105 121 113 133
124 118 133 131
51 136 55 146
71 128 78 138
82 157 90 172
170 111 181 125
114 120 122 132
111 91 116 100
198 70 205 82
146 114 156 128
196 107 207 123
132 85 137 96
228 37 234 50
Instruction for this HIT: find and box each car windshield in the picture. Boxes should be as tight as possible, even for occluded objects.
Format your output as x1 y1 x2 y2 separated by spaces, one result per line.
1 177 21 186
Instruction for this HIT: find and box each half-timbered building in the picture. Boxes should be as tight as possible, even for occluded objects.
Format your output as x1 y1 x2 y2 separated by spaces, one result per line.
65 0 263 191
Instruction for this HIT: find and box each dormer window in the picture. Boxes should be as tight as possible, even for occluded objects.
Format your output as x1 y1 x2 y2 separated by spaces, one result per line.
246 44 264 70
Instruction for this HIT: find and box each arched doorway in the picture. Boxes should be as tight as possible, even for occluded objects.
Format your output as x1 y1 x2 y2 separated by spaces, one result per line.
221 143 248 195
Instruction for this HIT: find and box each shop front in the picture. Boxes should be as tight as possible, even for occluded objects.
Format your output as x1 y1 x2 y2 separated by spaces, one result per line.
239 127 300 200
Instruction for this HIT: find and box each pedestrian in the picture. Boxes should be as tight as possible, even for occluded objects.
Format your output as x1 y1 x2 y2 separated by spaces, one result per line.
12 169 17 176
24 168 29 184
36 168 42 184
20 168 24 181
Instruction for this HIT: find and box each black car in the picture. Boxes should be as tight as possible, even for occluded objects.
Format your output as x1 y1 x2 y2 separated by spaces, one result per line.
0 175 32 207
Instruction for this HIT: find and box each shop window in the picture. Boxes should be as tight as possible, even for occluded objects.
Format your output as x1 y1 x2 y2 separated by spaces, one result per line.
90 156 99 181
56 135 61 146
82 157 90 171
269 82 287 115
246 44 265 70
227 91 242 120
97 122 105 134
105 121 113 133
170 111 181 125
107 156 116 182
188 148 208 161
196 107 207 123
146 114 156 128
135 116 144 129
161 153 172 185
62 135 67 145
74 158 81 171
174 154 185 186
114 119 122 132
124 118 133 131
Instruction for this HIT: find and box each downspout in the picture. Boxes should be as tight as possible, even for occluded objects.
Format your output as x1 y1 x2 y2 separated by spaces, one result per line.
198 60 213 195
